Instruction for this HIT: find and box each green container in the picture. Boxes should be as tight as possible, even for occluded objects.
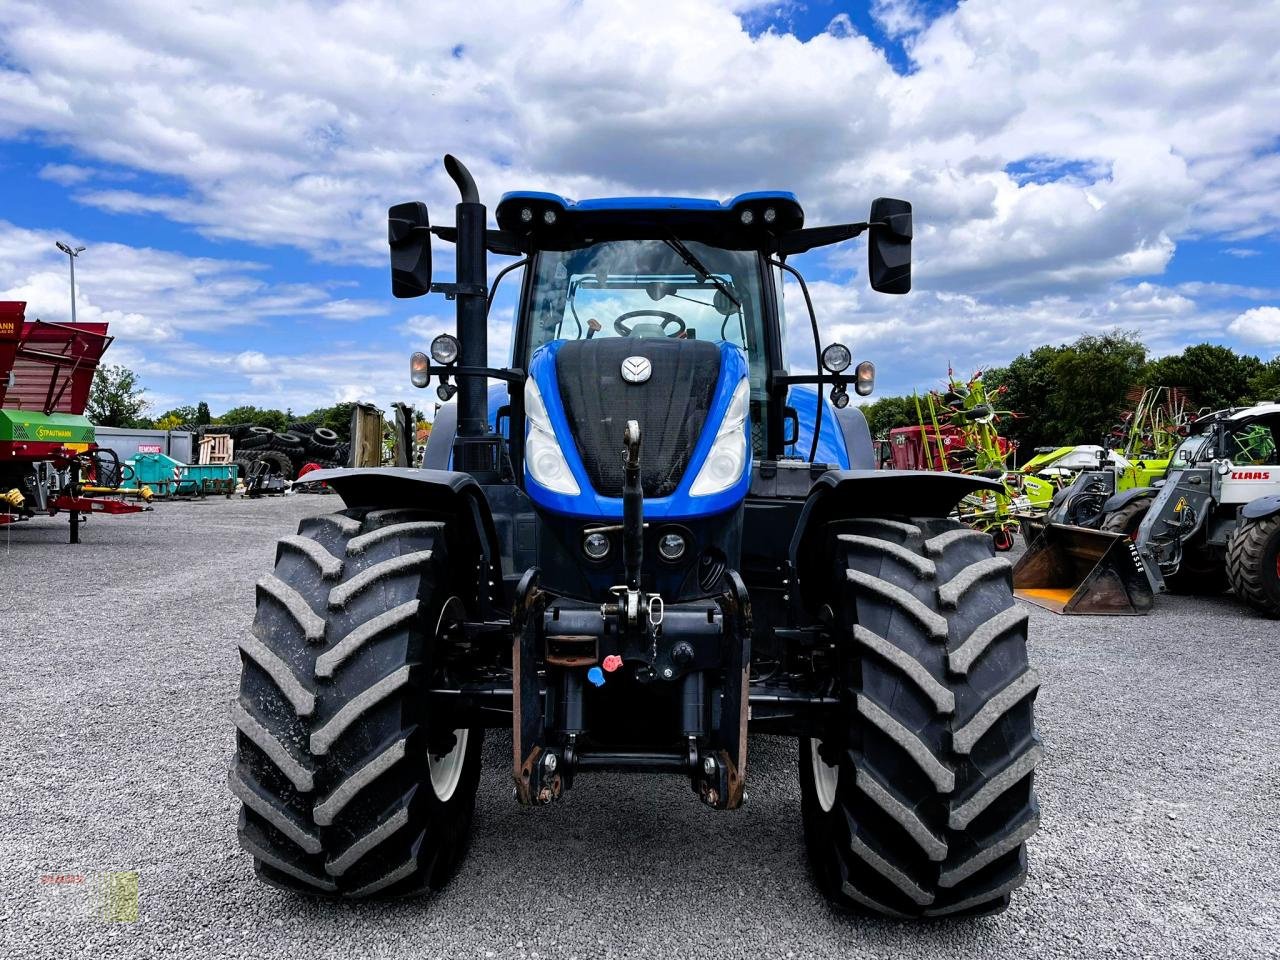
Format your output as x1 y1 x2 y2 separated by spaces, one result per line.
127 452 184 487
126 454 237 497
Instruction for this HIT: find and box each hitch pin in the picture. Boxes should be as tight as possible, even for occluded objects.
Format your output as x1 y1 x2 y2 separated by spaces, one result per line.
648 594 664 627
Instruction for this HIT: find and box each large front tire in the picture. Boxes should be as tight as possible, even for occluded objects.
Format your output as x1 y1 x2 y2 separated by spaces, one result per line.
800 516 1041 918
1226 514 1280 617
230 508 484 897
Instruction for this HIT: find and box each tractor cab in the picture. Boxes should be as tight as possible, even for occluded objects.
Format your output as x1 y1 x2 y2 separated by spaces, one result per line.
405 180 910 613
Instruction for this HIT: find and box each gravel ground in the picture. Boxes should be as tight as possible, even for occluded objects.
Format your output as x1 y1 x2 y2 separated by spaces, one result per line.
1 494 1278 959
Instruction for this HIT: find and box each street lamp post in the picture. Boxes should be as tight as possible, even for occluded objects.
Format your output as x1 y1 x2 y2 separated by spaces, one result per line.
55 241 86 323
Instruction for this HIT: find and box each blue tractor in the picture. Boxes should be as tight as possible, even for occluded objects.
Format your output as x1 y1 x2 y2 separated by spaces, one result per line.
231 157 1042 917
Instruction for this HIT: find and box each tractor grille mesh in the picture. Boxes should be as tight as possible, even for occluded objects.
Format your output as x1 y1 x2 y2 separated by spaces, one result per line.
556 339 721 498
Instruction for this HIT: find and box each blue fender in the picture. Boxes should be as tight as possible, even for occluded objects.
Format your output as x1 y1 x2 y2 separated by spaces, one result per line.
1101 486 1159 514
1242 494 1280 520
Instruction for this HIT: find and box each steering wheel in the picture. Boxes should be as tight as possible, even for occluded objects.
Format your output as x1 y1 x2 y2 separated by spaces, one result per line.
613 310 686 338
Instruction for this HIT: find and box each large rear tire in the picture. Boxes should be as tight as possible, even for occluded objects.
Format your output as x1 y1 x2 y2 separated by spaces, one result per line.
800 516 1041 918
230 508 484 897
1225 514 1280 618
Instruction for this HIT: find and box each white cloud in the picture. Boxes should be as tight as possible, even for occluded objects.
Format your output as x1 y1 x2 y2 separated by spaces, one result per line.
871 0 928 39
232 350 272 373
0 0 1278 408
1228 306 1280 347
38 162 94 185
0 0 1274 289
0 219 416 414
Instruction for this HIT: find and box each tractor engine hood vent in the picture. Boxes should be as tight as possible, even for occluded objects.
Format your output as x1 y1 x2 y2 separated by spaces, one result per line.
555 338 721 498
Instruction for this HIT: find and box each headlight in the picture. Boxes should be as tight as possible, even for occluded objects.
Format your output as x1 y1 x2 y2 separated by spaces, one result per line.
524 378 580 496
821 343 851 373
690 380 750 497
430 334 459 365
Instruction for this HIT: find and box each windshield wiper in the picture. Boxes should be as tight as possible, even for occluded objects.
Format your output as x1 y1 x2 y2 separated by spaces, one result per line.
662 234 741 310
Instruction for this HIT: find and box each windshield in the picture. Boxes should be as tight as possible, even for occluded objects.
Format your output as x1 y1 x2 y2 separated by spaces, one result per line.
521 240 776 454
523 240 766 361
1224 416 1279 465
1171 435 1208 469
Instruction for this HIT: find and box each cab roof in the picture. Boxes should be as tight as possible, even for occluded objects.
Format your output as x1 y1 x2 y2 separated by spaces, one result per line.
494 190 804 250
1226 403 1280 420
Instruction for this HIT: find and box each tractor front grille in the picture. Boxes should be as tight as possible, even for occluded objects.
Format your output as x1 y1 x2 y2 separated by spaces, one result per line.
556 338 721 498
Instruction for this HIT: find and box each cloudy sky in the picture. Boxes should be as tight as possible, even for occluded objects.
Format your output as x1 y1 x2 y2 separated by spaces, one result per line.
1 0 1277 417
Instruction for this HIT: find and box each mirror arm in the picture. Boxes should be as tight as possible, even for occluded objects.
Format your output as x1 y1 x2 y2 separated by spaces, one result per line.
429 281 488 300
431 225 526 257
775 221 870 256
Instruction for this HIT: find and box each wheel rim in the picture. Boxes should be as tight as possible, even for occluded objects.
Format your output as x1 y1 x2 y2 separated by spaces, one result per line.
429 597 468 803
429 727 469 802
809 738 839 813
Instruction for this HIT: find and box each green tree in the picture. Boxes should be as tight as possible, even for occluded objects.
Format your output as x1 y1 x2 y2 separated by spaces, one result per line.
1246 357 1280 403
154 404 197 426
1047 332 1147 444
985 345 1065 454
215 405 288 430
858 395 920 437
195 401 212 426
1142 343 1265 412
87 364 148 427
300 402 357 441
987 331 1146 455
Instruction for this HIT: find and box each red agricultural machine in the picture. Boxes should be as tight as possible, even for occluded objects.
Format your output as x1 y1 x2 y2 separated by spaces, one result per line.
0 301 147 542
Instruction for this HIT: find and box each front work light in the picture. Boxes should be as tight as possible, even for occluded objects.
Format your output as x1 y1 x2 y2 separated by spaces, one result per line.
437 382 457 402
430 333 459 365
821 343 852 373
658 532 687 561
740 209 755 225
854 360 876 396
583 531 610 560
410 351 430 388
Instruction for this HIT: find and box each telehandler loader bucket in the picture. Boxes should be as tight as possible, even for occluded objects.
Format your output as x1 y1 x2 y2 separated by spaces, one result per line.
1013 523 1153 615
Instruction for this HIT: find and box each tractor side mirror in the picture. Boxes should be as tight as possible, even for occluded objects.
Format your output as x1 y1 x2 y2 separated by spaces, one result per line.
868 198 912 295
388 201 432 298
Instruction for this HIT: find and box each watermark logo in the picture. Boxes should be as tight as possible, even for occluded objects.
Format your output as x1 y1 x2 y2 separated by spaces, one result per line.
37 871 138 922
102 872 139 922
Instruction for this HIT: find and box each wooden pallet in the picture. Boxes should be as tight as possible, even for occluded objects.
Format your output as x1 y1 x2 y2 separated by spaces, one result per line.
198 433 233 464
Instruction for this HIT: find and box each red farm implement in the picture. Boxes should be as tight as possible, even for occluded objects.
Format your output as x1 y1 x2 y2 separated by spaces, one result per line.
0 300 147 542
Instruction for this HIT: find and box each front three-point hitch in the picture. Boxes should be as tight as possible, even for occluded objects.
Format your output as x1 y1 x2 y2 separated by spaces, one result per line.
511 421 752 810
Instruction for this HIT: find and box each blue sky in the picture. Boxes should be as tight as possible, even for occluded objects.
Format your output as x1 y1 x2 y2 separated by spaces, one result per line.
0 0 1277 418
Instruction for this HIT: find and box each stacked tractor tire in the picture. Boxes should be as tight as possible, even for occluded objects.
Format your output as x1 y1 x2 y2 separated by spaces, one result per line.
214 424 351 482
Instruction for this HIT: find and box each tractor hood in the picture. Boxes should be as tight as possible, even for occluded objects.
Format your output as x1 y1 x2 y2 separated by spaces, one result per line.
523 338 751 519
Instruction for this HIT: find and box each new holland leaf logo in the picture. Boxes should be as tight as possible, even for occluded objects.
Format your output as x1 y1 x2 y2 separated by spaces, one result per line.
620 356 652 384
